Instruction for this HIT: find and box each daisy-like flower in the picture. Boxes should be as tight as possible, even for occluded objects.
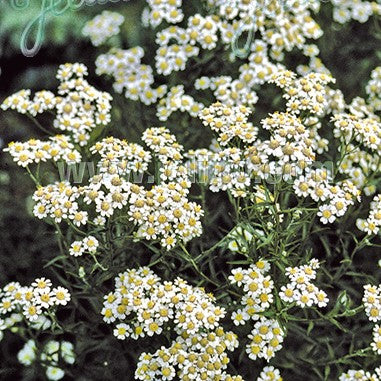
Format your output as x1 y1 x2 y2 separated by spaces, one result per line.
114 323 131 340
23 303 42 322
69 240 85 257
32 278 52 291
317 204 336 224
52 287 71 306
232 309 249 326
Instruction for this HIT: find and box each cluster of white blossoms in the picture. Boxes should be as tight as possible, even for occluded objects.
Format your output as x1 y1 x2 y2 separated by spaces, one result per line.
2 63 112 147
357 194 381 235
339 367 381 381
157 85 204 121
86 0 381 122
144 0 184 27
18 339 75 381
332 113 381 152
0 278 70 326
88 0 339 121
209 0 323 57
155 23 200 75
329 68 381 198
195 73 260 107
54 63 112 145
246 317 284 362
102 267 243 380
270 70 335 116
229 260 285 362
96 47 168 106
132 180 204 249
33 182 87 226
0 89 55 115
16 125 203 250
363 284 381 322
303 175 360 225
340 282 381 380
199 103 258 146
338 144 380 195
102 267 226 338
257 366 283 381
188 100 320 198
332 0 381 24
280 259 329 308
191 71 362 224
90 136 152 177
366 66 381 111
69 235 99 257
4 135 81 167
362 284 381 355
82 11 125 46
229 260 274 323
135 330 240 381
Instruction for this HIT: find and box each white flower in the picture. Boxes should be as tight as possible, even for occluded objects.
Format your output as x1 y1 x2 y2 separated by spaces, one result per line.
318 205 336 224
17 340 37 365
45 366 65 381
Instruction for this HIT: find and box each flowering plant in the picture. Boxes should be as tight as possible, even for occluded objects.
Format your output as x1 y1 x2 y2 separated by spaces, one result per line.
1 1 381 380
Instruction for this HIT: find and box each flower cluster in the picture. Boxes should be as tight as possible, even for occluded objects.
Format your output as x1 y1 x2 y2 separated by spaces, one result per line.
332 0 380 24
33 182 86 225
90 136 151 176
363 284 381 355
0 278 70 325
193 94 362 221
135 329 240 381
145 0 184 27
87 0 381 126
18 339 75 381
90 0 334 121
2 63 112 146
102 267 226 338
69 236 99 257
210 0 323 58
229 260 274 323
96 47 168 106
366 66 381 111
310 177 360 225
257 366 283 381
246 317 285 362
188 100 318 197
157 85 204 121
270 70 335 116
279 259 329 308
55 63 112 145
338 144 379 195
0 89 55 115
199 102 258 146
357 194 381 235
4 135 81 167
134 181 204 249
363 284 381 322
102 267 242 380
82 11 125 46
339 367 381 381
229 260 285 361
16 125 203 251
332 113 381 153
196 74 260 107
